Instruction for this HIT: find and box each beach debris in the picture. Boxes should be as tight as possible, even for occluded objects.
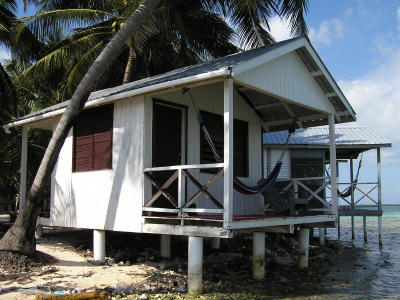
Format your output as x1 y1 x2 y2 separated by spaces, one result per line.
138 293 148 300
35 290 107 300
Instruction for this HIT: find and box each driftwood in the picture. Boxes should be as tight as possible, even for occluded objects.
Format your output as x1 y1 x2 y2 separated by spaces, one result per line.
35 291 107 300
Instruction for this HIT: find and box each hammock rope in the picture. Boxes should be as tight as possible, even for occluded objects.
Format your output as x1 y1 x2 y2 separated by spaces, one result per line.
183 87 293 196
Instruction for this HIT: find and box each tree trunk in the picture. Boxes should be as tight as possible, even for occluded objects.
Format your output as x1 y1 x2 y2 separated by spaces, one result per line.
0 0 160 255
123 37 136 84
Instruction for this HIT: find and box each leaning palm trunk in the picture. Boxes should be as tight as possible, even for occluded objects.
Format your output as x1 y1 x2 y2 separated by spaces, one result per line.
0 0 160 254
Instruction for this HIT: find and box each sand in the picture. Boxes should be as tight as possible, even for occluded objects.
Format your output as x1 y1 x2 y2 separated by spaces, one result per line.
0 236 156 300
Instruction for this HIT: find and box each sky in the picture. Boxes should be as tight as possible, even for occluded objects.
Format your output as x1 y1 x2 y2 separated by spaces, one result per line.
268 0 400 204
1 0 399 204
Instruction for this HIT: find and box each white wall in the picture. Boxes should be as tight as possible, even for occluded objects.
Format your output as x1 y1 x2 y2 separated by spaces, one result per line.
264 148 290 179
235 52 336 114
50 96 145 232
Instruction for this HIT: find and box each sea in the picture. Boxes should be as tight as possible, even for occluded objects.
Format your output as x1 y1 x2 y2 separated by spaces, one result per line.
311 205 400 300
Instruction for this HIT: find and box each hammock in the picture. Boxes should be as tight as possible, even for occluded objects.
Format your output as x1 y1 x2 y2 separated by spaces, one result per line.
326 153 363 198
183 87 293 196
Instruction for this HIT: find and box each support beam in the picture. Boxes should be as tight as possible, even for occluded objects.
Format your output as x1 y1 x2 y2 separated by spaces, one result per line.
363 216 368 242
350 159 355 240
298 228 310 269
19 125 28 210
377 148 383 247
252 232 265 280
223 79 233 228
328 114 338 217
211 238 220 249
93 230 105 263
319 228 325 246
188 236 203 293
160 234 171 258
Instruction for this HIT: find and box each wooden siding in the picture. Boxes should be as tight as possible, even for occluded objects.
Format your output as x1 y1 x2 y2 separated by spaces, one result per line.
264 148 290 179
235 52 336 114
50 96 145 232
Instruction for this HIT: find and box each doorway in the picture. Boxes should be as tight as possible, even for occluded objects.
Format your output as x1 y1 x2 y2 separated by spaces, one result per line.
152 100 187 208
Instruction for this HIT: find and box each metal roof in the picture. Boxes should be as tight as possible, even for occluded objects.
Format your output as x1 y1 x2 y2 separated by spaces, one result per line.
263 127 392 148
4 36 355 131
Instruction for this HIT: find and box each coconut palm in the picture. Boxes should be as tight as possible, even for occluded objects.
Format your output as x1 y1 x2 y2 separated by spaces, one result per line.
0 0 308 254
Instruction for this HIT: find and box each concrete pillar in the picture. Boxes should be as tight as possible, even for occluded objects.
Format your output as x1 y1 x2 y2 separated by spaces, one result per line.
35 224 43 239
93 230 105 263
319 228 325 246
211 237 220 249
188 236 203 293
298 228 310 269
160 234 171 258
363 216 368 242
252 232 265 280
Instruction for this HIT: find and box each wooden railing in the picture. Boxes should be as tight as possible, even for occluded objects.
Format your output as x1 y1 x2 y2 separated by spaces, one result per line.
269 177 332 213
330 181 379 207
143 163 225 217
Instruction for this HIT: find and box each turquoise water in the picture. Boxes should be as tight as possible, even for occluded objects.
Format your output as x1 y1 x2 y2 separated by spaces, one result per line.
324 205 400 299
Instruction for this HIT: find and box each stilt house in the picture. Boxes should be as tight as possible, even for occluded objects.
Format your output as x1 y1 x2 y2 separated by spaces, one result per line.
3 37 356 291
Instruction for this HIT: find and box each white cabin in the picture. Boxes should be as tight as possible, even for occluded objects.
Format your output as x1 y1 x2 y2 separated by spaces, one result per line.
4 37 357 290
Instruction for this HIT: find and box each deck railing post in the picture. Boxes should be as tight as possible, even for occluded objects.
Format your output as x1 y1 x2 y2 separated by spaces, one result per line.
328 115 338 218
377 148 383 247
223 78 233 229
19 125 28 210
178 168 184 218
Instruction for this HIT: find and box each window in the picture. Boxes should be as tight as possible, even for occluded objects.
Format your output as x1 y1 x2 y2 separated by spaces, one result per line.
200 111 248 177
73 104 113 172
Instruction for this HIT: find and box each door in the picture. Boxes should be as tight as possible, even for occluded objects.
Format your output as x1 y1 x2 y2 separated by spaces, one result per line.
152 101 186 208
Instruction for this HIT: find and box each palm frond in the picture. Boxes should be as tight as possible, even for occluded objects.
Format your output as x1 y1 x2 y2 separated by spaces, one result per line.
276 0 308 37
18 9 114 39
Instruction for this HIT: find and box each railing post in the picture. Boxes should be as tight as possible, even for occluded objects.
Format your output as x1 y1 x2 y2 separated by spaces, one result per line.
19 125 28 210
350 159 355 240
328 114 338 218
178 168 184 218
223 78 233 228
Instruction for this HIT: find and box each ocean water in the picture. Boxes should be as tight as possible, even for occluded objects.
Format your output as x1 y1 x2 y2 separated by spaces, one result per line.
321 205 400 300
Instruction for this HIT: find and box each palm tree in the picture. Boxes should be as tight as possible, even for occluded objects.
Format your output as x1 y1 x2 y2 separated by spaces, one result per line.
19 0 238 98
0 0 308 254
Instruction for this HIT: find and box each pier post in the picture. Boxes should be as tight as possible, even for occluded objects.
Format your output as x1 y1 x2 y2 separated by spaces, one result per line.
319 228 325 245
298 228 310 269
363 216 368 242
93 230 105 263
188 236 203 293
252 232 265 280
337 215 341 239
211 237 220 249
377 148 383 247
160 234 171 258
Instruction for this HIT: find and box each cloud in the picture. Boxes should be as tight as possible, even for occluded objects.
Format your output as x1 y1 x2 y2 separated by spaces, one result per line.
309 18 344 46
339 48 400 165
268 16 292 42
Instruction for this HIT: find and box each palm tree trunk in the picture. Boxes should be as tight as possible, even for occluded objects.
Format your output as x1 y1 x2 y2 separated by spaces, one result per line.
0 0 160 254
123 37 136 84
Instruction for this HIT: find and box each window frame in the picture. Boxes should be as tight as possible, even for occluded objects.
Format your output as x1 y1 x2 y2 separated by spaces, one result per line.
72 104 114 172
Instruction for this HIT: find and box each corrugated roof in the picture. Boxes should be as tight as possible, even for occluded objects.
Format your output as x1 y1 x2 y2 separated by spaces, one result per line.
263 127 392 148
7 38 300 125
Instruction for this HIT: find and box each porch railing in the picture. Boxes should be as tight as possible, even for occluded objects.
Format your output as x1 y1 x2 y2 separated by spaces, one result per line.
328 181 380 207
143 163 225 219
269 176 332 213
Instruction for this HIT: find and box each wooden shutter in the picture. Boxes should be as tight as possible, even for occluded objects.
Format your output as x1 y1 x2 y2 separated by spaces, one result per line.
73 104 113 172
